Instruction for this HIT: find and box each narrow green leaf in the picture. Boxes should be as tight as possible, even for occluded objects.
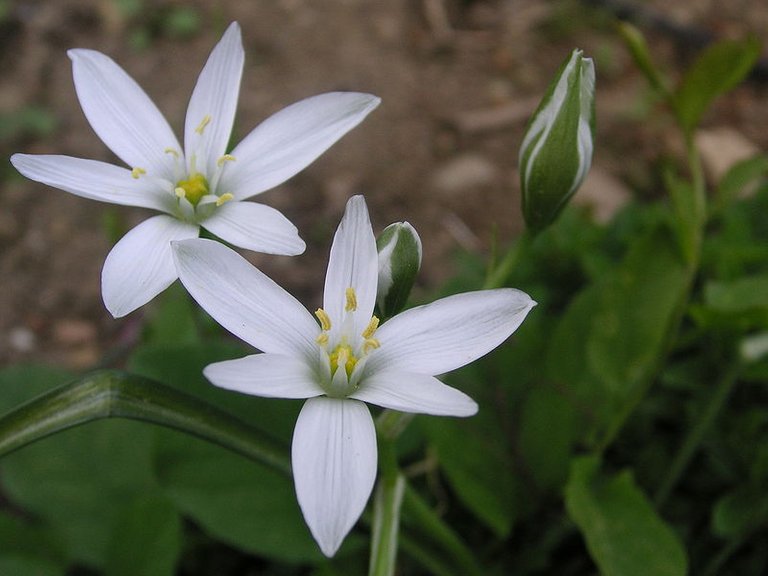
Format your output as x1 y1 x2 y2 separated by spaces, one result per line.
705 274 768 313
714 154 768 212
565 456 688 576
422 398 520 537
674 37 761 134
617 22 670 97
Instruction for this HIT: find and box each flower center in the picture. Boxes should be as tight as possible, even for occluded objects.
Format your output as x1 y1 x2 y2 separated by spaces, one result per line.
175 173 209 207
329 343 357 378
314 288 381 397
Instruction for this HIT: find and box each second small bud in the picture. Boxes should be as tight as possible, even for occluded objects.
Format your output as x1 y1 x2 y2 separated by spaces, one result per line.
376 222 422 319
519 49 595 233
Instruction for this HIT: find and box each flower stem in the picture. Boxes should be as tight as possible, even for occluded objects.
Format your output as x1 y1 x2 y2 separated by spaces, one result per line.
484 230 531 290
654 362 740 507
0 369 290 475
368 465 406 576
402 485 485 576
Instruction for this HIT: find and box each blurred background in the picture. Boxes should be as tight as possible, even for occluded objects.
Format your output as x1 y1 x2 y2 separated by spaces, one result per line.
0 0 766 367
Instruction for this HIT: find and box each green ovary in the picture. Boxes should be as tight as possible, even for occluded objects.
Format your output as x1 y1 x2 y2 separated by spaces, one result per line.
329 344 357 379
176 173 209 206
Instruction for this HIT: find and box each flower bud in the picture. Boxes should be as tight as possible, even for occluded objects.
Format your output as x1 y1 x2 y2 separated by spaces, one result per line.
519 49 595 232
376 222 422 318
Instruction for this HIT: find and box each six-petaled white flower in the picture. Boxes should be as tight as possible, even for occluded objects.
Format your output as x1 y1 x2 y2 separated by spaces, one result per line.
172 195 536 557
11 22 380 317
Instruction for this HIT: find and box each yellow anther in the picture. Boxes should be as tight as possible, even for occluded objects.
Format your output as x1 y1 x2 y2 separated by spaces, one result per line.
131 167 146 179
217 154 236 167
164 148 180 158
345 288 358 312
362 316 380 339
316 332 329 346
363 338 381 353
215 193 234 207
315 308 332 331
175 187 186 199
195 114 212 135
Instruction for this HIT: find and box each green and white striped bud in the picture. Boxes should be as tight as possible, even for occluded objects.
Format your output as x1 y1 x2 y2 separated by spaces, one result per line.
519 49 595 232
376 222 422 319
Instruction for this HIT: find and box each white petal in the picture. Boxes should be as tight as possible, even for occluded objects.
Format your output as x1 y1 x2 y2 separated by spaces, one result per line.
222 92 380 199
368 289 536 376
69 49 180 179
102 215 198 317
172 238 319 356
204 353 323 399
202 201 305 256
11 154 172 213
350 371 477 417
323 195 378 331
184 22 244 178
292 397 377 557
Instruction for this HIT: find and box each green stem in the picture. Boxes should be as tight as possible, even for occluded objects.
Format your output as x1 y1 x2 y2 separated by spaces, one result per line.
402 485 485 576
0 369 290 475
598 130 708 451
654 363 740 507
0 371 484 574
484 230 531 289
368 461 406 576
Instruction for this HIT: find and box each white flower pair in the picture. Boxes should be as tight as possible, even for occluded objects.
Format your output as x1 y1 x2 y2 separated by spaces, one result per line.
12 23 536 558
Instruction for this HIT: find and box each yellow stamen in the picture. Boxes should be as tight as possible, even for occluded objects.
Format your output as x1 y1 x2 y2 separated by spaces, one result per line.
362 316 380 339
345 288 358 312
315 308 332 331
131 167 146 179
217 154 236 167
175 173 209 206
316 332 329 346
215 193 234 207
195 114 212 135
164 148 180 158
175 187 186 199
363 338 381 353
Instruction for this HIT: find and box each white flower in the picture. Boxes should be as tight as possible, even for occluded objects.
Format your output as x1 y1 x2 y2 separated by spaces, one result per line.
11 22 380 318
172 195 535 557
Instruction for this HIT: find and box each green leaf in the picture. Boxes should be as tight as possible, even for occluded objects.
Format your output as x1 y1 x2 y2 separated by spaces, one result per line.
128 342 323 563
705 274 768 313
712 487 768 539
714 154 768 212
1 419 159 569
142 283 201 346
547 226 690 447
0 557 64 576
518 385 576 490
617 22 670 97
0 365 162 569
565 456 688 576
422 379 520 538
665 167 703 265
104 495 182 576
674 37 761 134
156 437 323 563
0 509 66 575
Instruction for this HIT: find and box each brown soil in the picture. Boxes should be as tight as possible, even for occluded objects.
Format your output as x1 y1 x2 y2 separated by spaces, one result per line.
1 0 766 368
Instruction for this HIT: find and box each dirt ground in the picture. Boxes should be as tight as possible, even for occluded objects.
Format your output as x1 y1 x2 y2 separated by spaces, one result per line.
1 0 767 369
